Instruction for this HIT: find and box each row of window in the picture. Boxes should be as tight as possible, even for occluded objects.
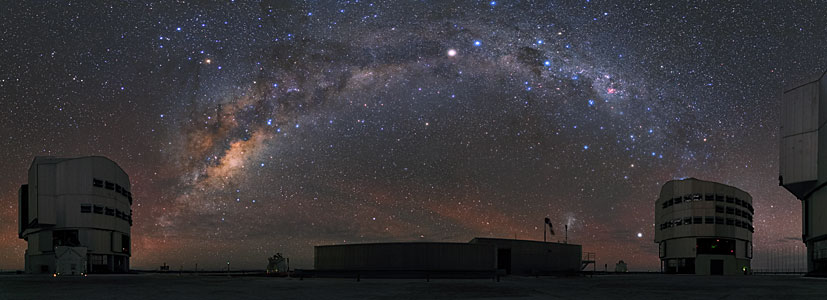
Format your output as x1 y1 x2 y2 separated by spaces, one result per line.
80 204 132 226
92 178 133 204
661 194 754 213
658 216 754 232
715 205 753 221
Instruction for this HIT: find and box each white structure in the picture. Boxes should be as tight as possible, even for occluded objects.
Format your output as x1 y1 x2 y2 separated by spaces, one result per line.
55 246 87 276
18 156 132 274
780 71 827 275
654 178 753 275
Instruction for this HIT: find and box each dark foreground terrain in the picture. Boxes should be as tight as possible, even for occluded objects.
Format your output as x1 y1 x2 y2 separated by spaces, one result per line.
1 273 826 299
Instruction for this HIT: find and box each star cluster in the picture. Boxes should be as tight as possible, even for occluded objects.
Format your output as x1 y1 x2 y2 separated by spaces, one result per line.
1 1 826 271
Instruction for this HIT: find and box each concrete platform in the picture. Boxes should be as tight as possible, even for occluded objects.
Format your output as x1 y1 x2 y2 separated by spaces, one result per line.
1 273 826 299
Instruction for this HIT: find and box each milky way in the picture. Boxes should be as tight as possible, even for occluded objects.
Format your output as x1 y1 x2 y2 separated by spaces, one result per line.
1 1 826 271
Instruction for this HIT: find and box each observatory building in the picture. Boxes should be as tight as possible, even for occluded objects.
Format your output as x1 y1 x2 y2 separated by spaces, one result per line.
780 70 827 275
313 238 583 277
18 156 133 274
654 178 754 275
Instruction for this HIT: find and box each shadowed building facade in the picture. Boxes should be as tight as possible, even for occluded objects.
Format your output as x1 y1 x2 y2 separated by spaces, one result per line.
780 70 827 275
313 238 582 277
654 178 754 275
18 156 133 274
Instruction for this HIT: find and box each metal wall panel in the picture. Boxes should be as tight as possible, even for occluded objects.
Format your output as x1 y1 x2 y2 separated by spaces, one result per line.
315 242 496 271
780 81 819 192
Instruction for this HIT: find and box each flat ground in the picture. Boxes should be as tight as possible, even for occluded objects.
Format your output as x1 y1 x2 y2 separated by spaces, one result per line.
1 273 826 299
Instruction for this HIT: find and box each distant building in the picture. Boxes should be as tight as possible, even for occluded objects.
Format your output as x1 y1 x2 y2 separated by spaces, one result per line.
313 238 582 277
18 156 133 274
780 70 827 275
654 178 754 275
614 260 627 272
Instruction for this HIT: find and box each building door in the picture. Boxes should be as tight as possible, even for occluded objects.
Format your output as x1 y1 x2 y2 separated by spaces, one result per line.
497 248 512 274
710 259 724 275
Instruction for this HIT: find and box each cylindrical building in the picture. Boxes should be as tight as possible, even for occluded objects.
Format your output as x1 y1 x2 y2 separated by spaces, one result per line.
654 178 754 275
18 156 133 274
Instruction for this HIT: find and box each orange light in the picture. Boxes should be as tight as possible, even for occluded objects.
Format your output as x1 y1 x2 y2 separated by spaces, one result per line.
53 273 57 277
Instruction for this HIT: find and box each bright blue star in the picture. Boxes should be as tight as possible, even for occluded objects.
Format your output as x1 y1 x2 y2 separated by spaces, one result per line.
295 124 300 128
176 27 181 31
267 119 272 126
489 1 496 6
571 75 579 80
588 99 595 106
536 39 544 45
583 145 589 150
543 60 551 66
473 40 482 46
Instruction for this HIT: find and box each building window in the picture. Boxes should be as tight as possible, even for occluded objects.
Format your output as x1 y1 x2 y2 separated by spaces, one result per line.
105 207 114 216
683 194 692 202
80 204 92 213
90 254 106 265
726 218 734 225
684 217 692 225
115 184 122 193
726 207 734 214
715 217 724 224
694 217 703 224
716 205 724 213
705 194 714 201
93 205 103 214
674 197 682 204
726 196 734 203
705 216 715 224
715 195 724 202
105 181 115 190
735 198 742 206
115 209 123 219
53 230 80 247
93 178 103 187
675 219 683 226
735 220 742 227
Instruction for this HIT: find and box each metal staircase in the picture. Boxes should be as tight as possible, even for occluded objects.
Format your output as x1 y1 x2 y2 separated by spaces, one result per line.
581 252 596 271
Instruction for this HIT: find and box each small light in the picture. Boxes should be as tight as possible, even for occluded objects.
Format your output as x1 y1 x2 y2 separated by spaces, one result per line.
53 273 57 277
447 49 457 57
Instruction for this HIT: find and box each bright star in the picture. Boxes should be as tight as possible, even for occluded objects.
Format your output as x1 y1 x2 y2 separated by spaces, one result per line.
637 232 643 238
447 49 457 56
473 40 481 46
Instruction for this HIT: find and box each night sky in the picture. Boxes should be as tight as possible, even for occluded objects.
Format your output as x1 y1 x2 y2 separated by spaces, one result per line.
1 1 825 271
